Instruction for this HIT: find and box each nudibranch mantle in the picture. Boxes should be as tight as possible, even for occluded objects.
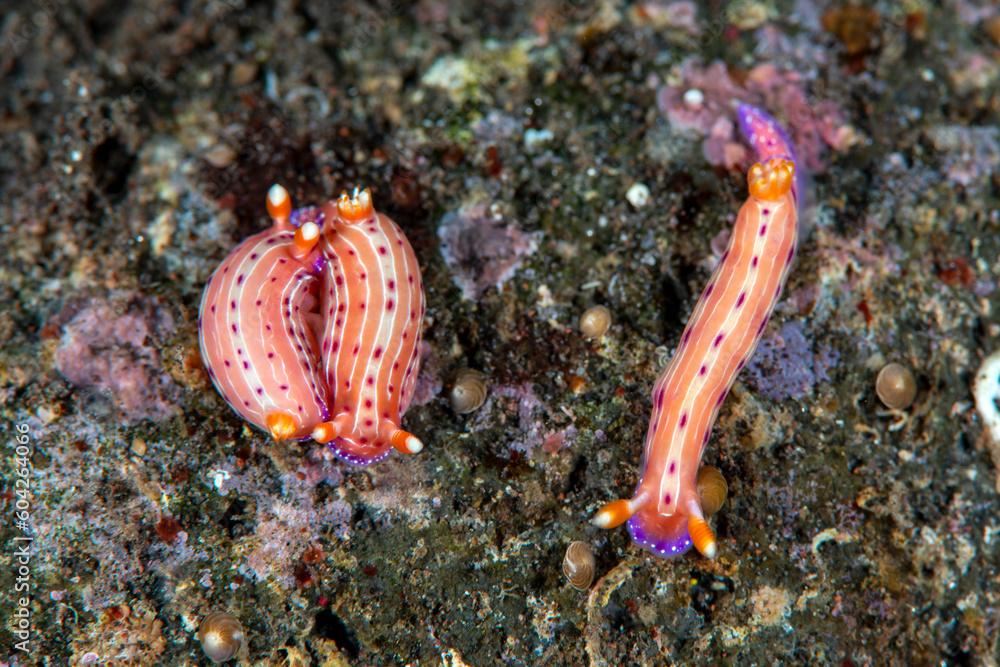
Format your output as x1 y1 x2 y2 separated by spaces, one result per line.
199 185 425 466
593 104 801 558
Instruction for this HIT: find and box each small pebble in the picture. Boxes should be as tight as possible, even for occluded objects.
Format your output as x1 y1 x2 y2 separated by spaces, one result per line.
626 182 651 208
204 144 237 169
876 362 917 410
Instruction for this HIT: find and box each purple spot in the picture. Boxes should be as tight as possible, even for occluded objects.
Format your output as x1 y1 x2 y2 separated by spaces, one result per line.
256 299 262 306
713 333 724 347
374 347 383 358
664 493 672 505
736 292 746 308
703 431 711 445
242 361 249 370
669 461 676 474
231 324 237 333
237 274 244 285
250 253 258 259
751 256 759 268
280 384 289 391
211 305 216 314
682 330 691 345
763 208 770 215
760 225 767 236
679 413 688 428
699 365 707 376
386 300 394 310
224 360 231 367
256 388 263 395
705 284 714 297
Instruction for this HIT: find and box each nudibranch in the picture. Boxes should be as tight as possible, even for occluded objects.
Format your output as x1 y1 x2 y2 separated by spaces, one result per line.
198 185 426 465
592 104 801 559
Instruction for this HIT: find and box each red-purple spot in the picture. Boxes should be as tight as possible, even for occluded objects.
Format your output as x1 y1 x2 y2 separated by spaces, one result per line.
386 300 394 310
280 384 289 390
236 274 244 285
388 280 395 289
664 493 672 505
331 341 339 352
679 413 688 428
367 376 374 385
713 333 724 347
736 292 746 308
682 330 691 345
353 344 359 355
759 224 767 236
231 324 237 333
256 299 262 306
242 361 249 370
378 246 387 255
224 360 231 367
211 304 216 314
338 304 345 312
699 365 707 376
751 256 759 268
669 461 676 474
359 302 365 310
365 400 372 408
256 388 263 395
705 284 713 297
365 419 373 427
336 275 343 286
762 208 770 215
374 347 383 358
250 253 258 259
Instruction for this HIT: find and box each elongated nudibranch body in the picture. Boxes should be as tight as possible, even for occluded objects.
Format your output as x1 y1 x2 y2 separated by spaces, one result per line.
593 105 800 558
199 185 426 465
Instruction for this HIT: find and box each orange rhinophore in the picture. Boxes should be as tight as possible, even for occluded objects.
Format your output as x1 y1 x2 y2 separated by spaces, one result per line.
592 105 800 558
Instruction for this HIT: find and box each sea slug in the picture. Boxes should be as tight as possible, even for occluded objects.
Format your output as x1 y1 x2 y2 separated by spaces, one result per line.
199 185 425 465
592 104 801 558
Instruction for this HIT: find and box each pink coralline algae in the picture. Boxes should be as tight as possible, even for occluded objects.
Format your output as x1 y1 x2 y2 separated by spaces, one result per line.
657 60 853 172
744 320 839 401
437 201 538 300
54 293 179 422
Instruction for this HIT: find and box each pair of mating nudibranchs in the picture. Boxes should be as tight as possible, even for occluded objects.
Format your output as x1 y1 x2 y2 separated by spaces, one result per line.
199 103 801 560
199 186 425 466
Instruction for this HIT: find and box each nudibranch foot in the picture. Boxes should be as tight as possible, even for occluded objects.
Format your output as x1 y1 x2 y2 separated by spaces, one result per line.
626 511 693 558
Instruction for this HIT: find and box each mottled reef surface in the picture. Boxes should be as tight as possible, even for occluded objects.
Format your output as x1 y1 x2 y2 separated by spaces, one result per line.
1 1 999 665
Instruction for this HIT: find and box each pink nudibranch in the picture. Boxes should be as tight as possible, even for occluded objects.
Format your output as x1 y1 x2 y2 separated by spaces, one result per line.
198 185 426 466
592 104 800 558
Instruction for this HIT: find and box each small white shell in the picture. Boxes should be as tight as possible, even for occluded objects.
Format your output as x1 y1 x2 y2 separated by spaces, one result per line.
450 368 488 414
562 540 596 590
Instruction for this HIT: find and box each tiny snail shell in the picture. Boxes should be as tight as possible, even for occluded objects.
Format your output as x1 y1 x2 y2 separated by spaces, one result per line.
450 368 488 414
562 540 596 590
696 465 728 517
198 611 245 663
579 305 612 339
876 362 917 410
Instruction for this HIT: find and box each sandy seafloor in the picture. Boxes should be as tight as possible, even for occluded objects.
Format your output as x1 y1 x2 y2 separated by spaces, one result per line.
1 0 999 665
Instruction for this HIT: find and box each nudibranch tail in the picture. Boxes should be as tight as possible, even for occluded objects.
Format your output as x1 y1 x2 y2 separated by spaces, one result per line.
627 509 693 557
